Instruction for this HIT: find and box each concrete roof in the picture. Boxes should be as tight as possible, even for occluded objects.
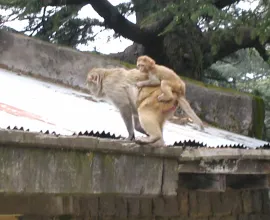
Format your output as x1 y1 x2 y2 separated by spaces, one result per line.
0 68 269 149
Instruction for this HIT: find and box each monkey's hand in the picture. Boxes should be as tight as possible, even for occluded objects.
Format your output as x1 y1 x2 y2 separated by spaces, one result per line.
136 82 145 88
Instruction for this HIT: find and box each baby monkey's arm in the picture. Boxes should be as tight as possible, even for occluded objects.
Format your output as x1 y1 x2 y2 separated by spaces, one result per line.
136 73 161 87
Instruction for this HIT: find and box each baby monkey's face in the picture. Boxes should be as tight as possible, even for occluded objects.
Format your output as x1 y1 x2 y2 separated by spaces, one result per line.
136 60 147 73
137 56 155 73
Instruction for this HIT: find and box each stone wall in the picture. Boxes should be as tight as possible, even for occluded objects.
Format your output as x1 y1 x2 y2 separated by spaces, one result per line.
0 29 265 138
12 190 270 219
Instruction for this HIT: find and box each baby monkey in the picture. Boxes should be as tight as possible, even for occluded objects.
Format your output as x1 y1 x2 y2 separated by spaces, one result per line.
136 55 205 130
136 55 185 102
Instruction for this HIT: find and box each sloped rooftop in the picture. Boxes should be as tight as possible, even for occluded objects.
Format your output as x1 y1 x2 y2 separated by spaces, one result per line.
0 68 269 149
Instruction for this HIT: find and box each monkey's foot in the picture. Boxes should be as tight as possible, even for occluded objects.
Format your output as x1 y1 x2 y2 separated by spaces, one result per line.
150 139 165 147
126 134 135 141
135 137 164 147
157 94 172 102
135 136 150 144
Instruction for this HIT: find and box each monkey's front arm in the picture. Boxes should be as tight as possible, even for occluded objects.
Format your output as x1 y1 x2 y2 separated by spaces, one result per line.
136 74 161 88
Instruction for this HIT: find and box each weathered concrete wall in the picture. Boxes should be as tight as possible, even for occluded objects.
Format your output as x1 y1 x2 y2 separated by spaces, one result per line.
0 145 178 196
0 30 264 138
0 129 180 196
0 30 126 91
185 83 254 135
0 129 270 195
0 129 269 219
1 190 269 220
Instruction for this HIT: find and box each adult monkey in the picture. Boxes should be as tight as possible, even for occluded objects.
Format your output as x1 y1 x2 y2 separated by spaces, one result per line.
86 67 178 147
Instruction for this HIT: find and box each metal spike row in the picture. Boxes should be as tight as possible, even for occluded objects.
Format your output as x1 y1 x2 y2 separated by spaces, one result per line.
73 130 122 139
39 130 60 136
215 144 248 149
256 143 270 149
173 140 206 147
6 126 29 132
229 144 246 149
6 126 59 136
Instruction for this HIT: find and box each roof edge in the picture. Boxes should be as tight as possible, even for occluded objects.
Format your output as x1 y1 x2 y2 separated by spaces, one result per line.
0 129 270 161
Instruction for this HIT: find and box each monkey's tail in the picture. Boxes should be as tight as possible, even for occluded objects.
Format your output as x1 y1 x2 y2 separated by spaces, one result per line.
178 97 204 130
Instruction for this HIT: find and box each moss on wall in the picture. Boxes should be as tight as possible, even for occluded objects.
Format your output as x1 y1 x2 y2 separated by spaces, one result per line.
119 61 136 69
251 96 265 139
181 76 253 96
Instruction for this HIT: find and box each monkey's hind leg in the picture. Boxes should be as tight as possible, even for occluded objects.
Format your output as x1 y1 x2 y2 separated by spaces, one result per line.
135 109 164 147
133 115 149 136
158 80 174 102
116 103 135 140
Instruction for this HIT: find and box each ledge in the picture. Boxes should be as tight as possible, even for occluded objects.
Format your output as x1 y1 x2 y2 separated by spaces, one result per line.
1 129 270 160
0 129 269 195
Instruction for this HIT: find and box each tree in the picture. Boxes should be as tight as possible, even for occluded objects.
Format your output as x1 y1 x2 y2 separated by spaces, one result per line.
204 48 270 92
0 0 269 80
204 48 270 141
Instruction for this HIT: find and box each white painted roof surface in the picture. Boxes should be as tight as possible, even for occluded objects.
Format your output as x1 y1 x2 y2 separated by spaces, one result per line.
0 68 268 148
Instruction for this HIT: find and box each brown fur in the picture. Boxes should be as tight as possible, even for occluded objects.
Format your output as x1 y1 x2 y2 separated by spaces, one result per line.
137 55 185 100
87 67 178 146
135 86 178 146
137 55 205 130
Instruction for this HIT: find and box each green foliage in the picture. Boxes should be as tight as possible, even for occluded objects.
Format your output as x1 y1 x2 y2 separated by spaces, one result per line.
141 0 234 33
0 1 103 48
140 0 270 57
0 0 42 11
205 49 270 95
116 2 134 16
51 18 98 47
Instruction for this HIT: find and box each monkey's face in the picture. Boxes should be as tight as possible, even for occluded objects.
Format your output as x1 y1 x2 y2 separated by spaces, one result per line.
137 56 155 73
137 59 148 73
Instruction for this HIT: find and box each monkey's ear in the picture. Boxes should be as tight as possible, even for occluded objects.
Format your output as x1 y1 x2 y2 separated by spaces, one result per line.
88 75 97 83
150 59 155 66
87 75 93 81
91 75 99 84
